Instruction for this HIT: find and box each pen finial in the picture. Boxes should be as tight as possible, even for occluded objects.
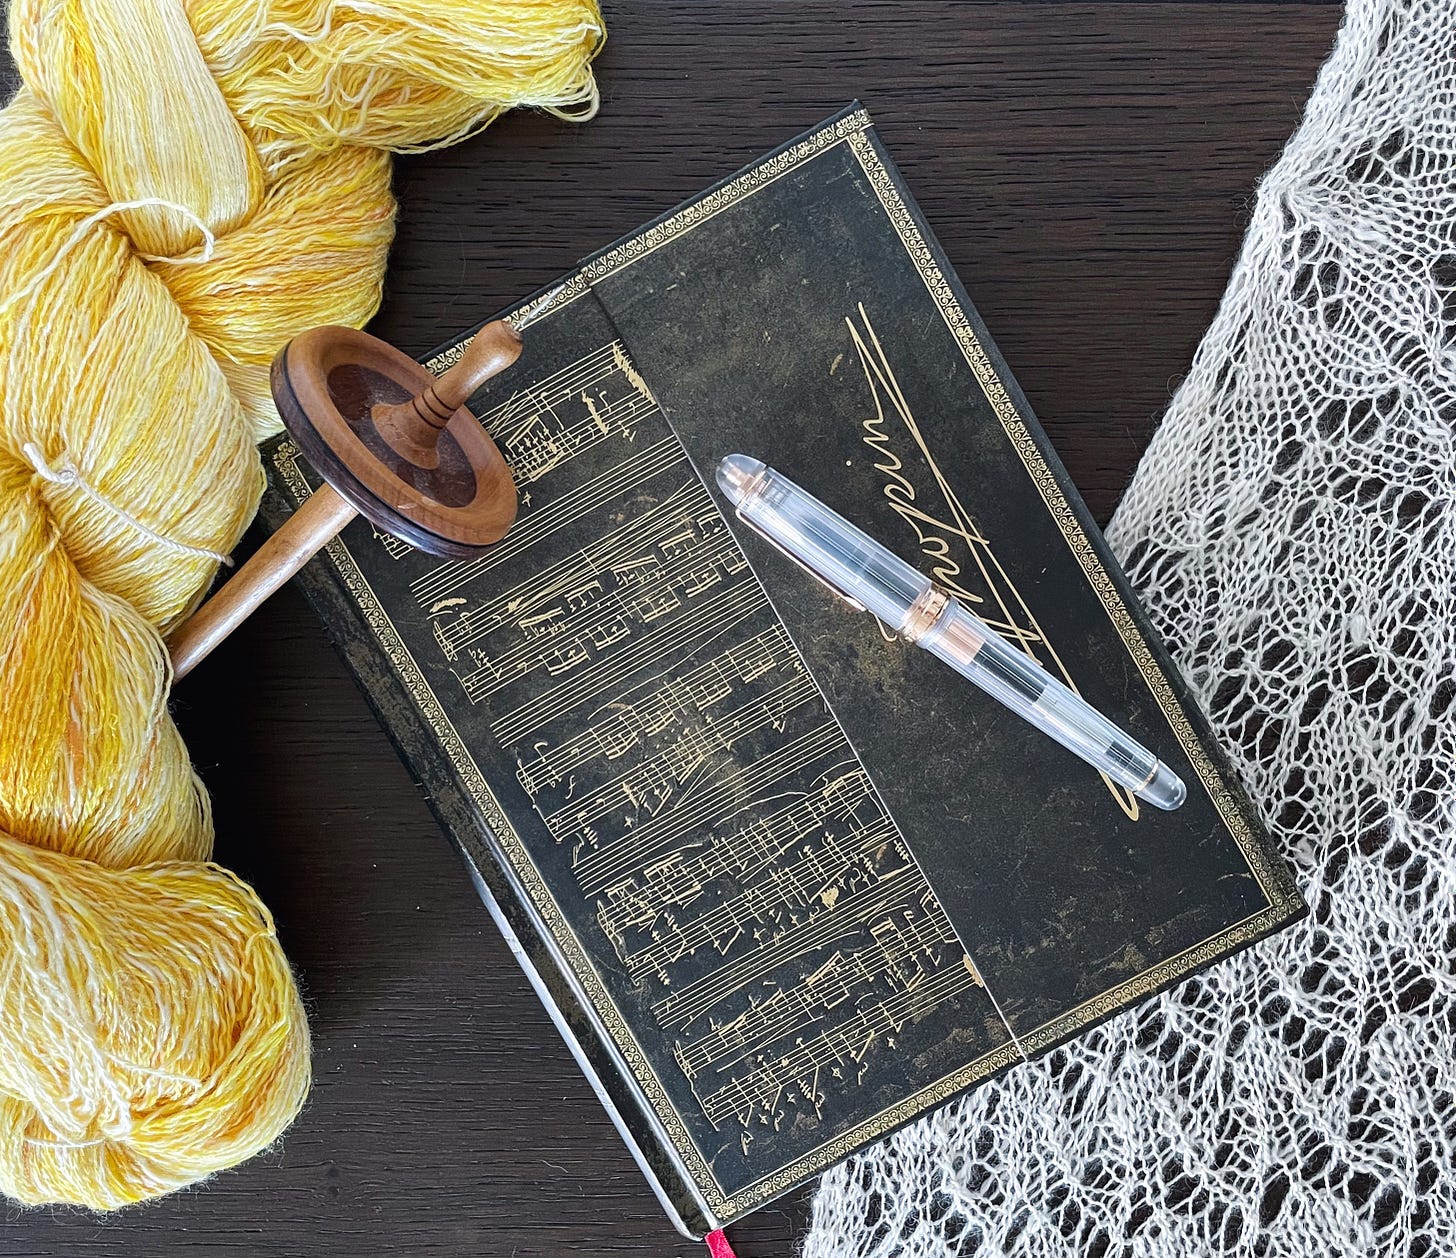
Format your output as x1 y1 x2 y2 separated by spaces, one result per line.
716 454 765 505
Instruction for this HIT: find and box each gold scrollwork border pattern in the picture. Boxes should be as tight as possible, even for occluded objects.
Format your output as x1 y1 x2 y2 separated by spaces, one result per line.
581 109 873 283
269 106 1302 1224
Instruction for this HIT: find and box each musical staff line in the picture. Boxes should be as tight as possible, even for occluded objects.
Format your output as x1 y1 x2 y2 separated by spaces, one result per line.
486 343 620 444
675 893 963 1079
516 624 798 795
452 523 743 693
542 674 818 837
575 722 847 895
436 480 706 659
616 814 896 982
412 437 687 607
490 579 767 745
697 961 981 1129
594 765 873 941
652 856 924 1032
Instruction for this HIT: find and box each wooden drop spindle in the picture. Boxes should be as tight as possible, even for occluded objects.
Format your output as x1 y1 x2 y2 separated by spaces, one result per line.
169 321 523 681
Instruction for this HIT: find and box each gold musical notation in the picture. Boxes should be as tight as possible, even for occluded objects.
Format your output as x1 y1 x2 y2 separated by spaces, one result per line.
487 341 657 483
407 337 986 1145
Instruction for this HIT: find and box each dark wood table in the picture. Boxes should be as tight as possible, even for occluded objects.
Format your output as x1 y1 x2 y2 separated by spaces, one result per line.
3 4 1340 1254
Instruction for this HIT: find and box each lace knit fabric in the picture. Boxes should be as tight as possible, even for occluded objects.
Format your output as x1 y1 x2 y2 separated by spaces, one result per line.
805 1 1456 1252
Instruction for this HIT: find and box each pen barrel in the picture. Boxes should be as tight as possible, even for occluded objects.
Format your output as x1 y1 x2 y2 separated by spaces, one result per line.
920 603 1186 810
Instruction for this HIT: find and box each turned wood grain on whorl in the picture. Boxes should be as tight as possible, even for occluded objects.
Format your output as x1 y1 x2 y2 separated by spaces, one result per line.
275 322 520 556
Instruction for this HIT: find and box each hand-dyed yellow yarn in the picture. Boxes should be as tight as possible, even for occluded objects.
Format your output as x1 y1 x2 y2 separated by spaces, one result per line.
0 0 602 1210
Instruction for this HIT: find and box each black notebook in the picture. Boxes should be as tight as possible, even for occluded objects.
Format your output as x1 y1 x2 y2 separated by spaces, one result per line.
257 104 1305 1237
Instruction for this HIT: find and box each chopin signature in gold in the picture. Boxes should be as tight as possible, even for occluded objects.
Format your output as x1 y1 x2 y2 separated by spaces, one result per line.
846 302 1140 820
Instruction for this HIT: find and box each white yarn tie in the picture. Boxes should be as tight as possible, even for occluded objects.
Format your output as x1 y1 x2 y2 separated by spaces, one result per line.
22 442 234 567
0 197 217 325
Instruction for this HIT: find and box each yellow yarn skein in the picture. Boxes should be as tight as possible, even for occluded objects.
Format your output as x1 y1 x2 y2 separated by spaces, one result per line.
0 0 602 1210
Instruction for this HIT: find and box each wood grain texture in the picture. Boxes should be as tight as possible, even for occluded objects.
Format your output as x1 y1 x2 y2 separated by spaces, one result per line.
0 3 1340 1254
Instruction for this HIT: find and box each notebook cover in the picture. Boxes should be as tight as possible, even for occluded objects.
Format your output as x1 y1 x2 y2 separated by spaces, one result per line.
255 103 1306 1237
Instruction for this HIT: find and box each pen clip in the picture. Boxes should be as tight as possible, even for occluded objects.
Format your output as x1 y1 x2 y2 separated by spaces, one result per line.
733 505 868 613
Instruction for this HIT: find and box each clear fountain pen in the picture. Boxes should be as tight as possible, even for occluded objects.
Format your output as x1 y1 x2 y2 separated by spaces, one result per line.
716 454 1187 811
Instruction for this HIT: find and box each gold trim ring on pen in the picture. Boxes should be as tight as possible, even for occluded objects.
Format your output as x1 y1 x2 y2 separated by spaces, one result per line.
900 584 949 645
1133 759 1161 792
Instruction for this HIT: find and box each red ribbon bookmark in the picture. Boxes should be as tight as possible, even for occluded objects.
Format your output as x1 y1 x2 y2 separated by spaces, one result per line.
705 1228 738 1257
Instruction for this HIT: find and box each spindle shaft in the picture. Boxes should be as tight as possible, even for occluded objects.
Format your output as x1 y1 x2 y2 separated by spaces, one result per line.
171 484 357 680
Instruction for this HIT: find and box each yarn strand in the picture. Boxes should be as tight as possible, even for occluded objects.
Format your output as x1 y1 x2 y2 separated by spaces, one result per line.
22 442 236 567
0 0 603 1210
